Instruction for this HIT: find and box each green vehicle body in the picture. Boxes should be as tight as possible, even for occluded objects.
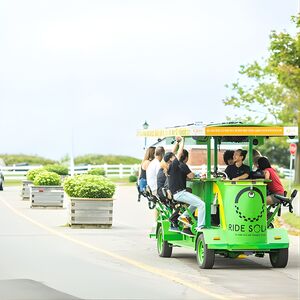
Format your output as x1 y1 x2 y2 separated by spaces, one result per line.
138 123 297 268
156 180 288 251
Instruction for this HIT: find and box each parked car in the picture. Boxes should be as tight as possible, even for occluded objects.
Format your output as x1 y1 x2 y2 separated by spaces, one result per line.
0 171 4 191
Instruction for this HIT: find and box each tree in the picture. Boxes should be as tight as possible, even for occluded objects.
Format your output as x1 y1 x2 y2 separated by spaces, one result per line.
224 15 300 184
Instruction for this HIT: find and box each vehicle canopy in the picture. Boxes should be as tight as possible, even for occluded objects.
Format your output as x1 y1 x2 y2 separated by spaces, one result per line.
137 122 298 177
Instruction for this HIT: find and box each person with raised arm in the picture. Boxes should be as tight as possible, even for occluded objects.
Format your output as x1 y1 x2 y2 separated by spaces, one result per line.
164 136 205 234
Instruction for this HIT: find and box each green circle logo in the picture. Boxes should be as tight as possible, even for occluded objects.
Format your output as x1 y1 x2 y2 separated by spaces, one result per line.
234 187 265 222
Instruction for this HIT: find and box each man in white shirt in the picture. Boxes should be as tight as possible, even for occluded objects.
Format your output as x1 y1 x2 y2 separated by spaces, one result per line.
146 146 165 195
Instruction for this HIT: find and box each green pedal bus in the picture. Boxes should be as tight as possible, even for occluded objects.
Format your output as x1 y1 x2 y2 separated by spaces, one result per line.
137 123 298 269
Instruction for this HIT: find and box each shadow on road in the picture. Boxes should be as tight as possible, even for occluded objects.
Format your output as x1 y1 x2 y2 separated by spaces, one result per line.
0 279 81 300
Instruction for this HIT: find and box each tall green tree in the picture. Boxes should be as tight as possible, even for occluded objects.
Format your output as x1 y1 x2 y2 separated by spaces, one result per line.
224 15 300 184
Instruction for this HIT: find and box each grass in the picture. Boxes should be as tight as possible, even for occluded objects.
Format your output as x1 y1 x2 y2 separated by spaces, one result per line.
109 177 136 186
279 179 300 231
281 178 300 194
281 213 300 230
3 180 22 187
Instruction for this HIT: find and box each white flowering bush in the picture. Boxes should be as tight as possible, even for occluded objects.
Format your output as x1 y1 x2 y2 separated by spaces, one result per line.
33 171 61 186
63 174 115 198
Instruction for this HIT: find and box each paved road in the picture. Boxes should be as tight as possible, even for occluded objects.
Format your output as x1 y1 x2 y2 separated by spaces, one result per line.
0 186 299 300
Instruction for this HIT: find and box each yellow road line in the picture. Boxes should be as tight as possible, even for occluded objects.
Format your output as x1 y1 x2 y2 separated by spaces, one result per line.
1 198 237 300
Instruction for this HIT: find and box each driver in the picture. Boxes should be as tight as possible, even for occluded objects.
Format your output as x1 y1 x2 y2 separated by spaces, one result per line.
225 149 250 180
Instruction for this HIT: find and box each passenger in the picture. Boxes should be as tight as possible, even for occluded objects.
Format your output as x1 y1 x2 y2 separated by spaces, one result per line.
225 149 250 180
138 146 155 192
164 136 205 234
257 156 285 205
251 155 264 179
223 150 234 166
157 160 171 200
146 146 165 196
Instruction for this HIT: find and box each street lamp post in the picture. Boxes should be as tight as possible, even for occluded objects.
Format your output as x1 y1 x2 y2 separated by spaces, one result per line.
143 121 149 149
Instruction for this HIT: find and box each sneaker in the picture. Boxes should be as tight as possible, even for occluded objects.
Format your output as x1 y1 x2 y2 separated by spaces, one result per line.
178 216 191 227
181 228 194 236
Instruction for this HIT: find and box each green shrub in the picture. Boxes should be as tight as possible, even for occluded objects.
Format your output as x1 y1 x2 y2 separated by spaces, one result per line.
44 164 69 175
129 175 137 182
26 168 47 181
33 171 61 186
87 168 106 176
63 174 115 198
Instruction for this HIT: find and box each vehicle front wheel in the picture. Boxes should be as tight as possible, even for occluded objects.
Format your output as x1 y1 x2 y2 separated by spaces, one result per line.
196 234 215 269
269 248 288 268
157 226 172 257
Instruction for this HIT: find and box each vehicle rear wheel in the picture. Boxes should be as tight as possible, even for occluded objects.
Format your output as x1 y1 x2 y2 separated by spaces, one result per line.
157 226 172 257
269 248 288 268
196 234 215 269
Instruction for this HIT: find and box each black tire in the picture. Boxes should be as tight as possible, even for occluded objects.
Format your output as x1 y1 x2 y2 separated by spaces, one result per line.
269 248 288 268
0 182 3 191
196 234 215 269
157 226 172 257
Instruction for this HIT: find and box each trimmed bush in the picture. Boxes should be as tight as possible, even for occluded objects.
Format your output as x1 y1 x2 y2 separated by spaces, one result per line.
26 168 47 181
87 168 106 176
129 175 137 182
33 171 61 186
63 174 115 199
44 164 69 175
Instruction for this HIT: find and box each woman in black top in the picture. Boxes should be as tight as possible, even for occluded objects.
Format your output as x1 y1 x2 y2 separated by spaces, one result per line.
225 149 250 180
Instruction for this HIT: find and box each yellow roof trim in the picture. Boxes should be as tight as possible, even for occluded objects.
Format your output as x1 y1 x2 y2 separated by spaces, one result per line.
137 126 298 137
137 126 205 138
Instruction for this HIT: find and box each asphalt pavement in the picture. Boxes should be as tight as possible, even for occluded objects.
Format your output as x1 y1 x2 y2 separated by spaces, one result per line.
0 186 299 300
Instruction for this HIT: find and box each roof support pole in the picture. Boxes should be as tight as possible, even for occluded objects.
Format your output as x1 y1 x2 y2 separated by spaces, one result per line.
207 137 211 179
214 137 218 173
248 136 253 172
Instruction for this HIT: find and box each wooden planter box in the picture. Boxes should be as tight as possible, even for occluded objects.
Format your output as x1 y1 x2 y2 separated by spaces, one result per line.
21 180 33 200
69 197 113 228
30 186 64 208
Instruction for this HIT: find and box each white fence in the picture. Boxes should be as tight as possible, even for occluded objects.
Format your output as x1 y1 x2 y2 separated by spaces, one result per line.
280 168 295 180
0 164 296 181
0 164 140 180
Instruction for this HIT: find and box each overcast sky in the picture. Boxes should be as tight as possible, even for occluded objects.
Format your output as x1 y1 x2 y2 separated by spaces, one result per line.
0 0 297 160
